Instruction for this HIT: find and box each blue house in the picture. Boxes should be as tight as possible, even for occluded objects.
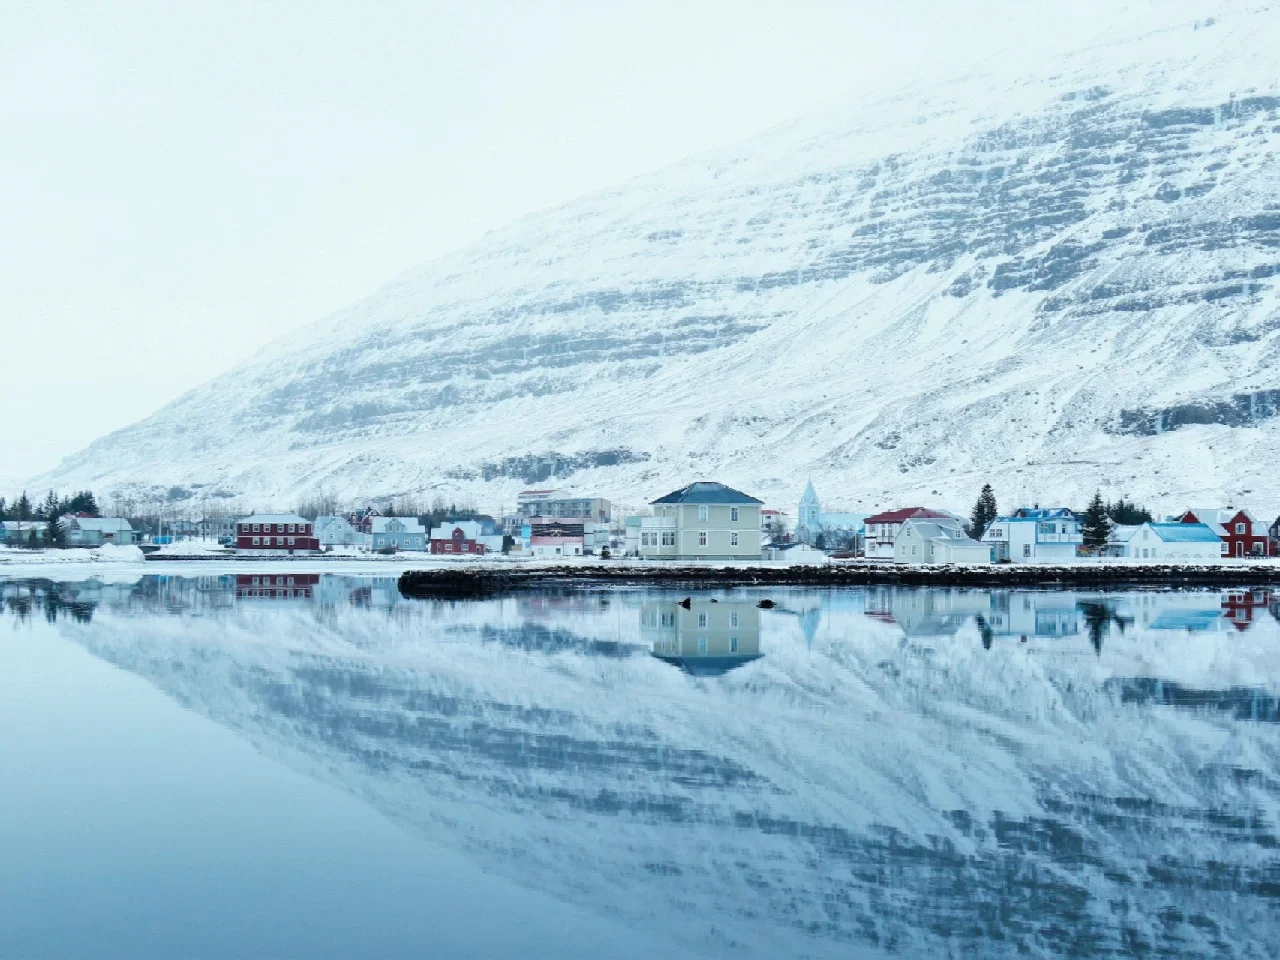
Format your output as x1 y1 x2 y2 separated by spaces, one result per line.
370 516 427 551
982 507 1081 563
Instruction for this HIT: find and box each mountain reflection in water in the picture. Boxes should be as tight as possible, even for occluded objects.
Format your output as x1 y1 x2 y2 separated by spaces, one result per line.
5 574 1280 958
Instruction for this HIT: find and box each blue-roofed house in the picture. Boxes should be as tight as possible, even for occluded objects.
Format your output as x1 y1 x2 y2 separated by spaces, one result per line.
640 482 763 561
981 507 1081 563
1118 522 1222 561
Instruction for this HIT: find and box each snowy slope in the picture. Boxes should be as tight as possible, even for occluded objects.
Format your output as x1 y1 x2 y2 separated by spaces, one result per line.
39 1 1280 516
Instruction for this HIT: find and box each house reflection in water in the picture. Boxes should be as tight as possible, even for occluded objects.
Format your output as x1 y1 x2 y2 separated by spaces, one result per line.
235 573 320 600
642 599 762 675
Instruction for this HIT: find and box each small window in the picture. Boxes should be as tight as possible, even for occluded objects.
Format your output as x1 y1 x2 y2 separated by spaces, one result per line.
1023 544 1031 558
288 537 295 546
730 612 738 628
730 636 738 653
698 505 708 521
287 523 294 533
730 532 739 547
1236 522 1245 534
253 523 260 533
911 545 917 556
697 637 707 654
730 507 739 522
252 536 260 546
698 612 708 628
699 531 708 547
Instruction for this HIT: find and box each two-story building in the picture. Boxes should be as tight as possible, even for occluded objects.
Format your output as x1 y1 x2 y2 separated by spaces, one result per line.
235 514 319 556
1176 508 1272 558
515 490 613 524
863 508 952 559
370 516 427 551
639 482 763 561
315 515 371 550
429 522 492 555
982 507 1082 562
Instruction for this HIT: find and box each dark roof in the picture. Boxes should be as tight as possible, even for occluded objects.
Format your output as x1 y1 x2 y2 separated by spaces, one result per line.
864 507 951 524
651 482 763 506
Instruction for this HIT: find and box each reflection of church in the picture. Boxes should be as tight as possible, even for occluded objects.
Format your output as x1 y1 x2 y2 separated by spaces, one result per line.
796 479 865 546
640 599 762 675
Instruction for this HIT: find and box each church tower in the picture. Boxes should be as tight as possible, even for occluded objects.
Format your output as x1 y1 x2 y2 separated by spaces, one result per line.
798 478 821 544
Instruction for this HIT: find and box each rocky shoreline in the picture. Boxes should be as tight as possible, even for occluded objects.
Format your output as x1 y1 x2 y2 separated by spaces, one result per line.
397 562 1280 597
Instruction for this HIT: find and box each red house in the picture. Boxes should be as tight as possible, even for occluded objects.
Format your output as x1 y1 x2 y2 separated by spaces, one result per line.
235 514 319 556
429 524 488 555
1176 508 1272 558
863 507 953 559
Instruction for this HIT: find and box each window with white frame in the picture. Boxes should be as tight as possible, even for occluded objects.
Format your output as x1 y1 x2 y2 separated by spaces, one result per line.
661 531 675 546
698 531 708 547
1236 522 1246 534
730 507 739 522
730 532 739 546
288 537 295 546
698 505 708 521
698 612 708 628
1023 544 1031 558
730 612 738 628
252 537 260 546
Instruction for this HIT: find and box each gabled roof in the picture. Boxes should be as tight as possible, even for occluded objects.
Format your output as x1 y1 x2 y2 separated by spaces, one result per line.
371 516 425 534
244 513 310 524
66 517 133 532
1004 507 1076 521
1149 522 1221 543
865 507 950 525
651 482 762 505
903 518 975 542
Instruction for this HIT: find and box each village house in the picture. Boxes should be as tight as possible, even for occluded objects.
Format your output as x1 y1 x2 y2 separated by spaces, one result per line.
863 508 953 560
315 515 370 549
235 514 319 556
894 516 991 564
982 507 1082 563
1 520 47 546
370 516 427 551
523 517 586 558
428 521 493 555
1120 522 1222 561
1176 508 1272 558
63 517 137 546
639 482 763 561
197 516 240 542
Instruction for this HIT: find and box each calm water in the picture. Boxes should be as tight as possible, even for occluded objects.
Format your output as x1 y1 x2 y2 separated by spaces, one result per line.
2 573 1279 959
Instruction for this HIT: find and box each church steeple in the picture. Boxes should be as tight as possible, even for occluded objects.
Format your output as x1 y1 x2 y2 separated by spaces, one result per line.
798 476 821 543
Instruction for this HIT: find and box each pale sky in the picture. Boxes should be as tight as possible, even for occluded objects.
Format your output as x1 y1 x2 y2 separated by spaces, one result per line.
1 0 1160 485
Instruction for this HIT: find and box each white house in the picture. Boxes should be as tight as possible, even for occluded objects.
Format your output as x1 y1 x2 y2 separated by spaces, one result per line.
1116 522 1222 561
315 515 371 550
894 517 991 564
982 507 1082 563
863 508 954 559
370 516 427 551
1103 524 1142 558
63 517 137 546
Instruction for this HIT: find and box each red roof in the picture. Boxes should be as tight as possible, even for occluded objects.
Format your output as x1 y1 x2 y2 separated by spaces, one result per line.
864 507 951 525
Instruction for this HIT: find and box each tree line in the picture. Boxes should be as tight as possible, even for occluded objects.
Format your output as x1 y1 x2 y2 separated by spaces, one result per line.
0 489 99 522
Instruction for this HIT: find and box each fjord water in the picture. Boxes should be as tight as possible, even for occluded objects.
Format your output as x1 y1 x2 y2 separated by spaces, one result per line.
2 575 1278 959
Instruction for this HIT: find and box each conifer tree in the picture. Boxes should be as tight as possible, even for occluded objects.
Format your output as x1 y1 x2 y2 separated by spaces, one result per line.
0 497 7 521
1082 490 1112 550
39 489 61 522
46 512 65 549
968 484 998 539
15 491 32 521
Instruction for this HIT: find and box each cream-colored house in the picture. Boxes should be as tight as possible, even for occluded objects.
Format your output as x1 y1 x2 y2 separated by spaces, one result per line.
639 482 763 561
894 517 991 564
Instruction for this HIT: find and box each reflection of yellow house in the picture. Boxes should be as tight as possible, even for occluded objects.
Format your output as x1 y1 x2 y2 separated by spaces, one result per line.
641 600 762 675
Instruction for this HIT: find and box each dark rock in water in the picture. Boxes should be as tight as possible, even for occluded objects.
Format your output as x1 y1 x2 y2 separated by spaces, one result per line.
678 597 692 609
757 599 776 609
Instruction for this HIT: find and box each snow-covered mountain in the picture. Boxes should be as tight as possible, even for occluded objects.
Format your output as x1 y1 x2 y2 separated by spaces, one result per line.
41 1 1280 515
